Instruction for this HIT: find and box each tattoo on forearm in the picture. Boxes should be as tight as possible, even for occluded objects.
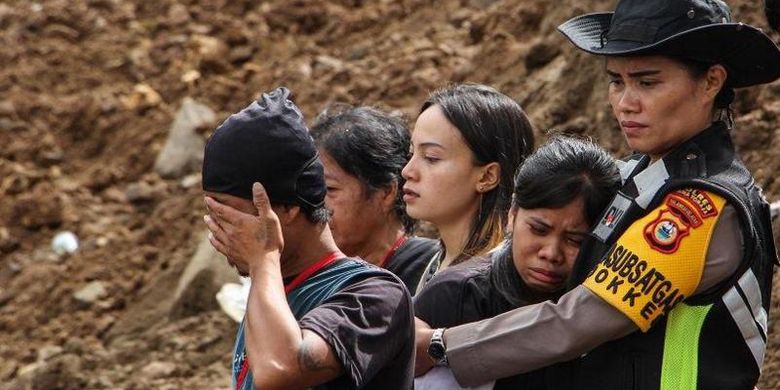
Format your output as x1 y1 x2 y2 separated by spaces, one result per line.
297 337 338 373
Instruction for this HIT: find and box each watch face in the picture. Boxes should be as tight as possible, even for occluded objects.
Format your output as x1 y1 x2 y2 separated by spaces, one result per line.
428 342 446 360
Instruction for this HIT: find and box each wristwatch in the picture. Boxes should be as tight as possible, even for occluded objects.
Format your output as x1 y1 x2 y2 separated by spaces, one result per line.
427 328 449 367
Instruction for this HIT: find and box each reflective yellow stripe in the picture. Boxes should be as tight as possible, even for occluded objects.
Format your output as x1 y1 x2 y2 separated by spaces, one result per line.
660 303 711 390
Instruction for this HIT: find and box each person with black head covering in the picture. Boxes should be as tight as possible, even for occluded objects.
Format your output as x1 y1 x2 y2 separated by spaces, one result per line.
202 87 414 390
415 1 780 389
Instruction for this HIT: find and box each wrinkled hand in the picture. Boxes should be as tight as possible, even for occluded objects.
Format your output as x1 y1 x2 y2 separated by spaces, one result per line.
204 183 284 273
414 317 436 376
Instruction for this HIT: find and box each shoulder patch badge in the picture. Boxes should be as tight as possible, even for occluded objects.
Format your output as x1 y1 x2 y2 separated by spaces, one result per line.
642 189 720 253
644 209 690 254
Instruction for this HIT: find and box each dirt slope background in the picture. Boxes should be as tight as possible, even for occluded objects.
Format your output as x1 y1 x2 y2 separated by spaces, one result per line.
1 0 779 388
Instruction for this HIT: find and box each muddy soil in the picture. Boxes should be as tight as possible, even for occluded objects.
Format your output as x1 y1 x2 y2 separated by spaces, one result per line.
1 0 779 388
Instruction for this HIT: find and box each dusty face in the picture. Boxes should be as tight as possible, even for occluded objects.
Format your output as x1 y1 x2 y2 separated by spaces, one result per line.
401 105 483 227
320 150 389 256
606 55 714 159
509 198 588 293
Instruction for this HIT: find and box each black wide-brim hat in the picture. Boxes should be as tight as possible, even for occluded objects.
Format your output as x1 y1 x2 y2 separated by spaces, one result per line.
558 0 780 88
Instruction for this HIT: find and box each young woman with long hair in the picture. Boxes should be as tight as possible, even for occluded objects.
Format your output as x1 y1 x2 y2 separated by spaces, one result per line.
402 83 534 292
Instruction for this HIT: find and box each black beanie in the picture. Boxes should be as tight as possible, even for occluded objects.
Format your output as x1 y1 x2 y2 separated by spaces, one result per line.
202 87 326 211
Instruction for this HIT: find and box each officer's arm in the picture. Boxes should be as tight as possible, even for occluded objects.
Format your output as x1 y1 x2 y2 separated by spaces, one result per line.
444 285 636 385
444 201 741 386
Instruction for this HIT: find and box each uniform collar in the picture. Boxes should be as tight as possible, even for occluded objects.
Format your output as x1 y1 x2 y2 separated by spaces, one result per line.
661 121 735 179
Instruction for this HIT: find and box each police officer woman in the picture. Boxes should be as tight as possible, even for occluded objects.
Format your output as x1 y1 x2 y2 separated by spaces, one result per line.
418 1 780 389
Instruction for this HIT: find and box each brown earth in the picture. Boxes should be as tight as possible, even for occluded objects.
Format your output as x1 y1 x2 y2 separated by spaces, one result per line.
1 0 779 388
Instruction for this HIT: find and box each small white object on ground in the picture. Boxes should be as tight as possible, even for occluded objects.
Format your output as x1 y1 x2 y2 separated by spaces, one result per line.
51 231 79 255
216 277 250 323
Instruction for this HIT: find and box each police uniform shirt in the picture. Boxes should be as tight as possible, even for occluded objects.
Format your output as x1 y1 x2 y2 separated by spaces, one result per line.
442 201 743 386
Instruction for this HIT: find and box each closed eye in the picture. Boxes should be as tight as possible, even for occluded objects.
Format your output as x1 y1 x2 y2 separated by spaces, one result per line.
606 69 623 86
528 223 549 235
639 79 659 87
566 232 587 246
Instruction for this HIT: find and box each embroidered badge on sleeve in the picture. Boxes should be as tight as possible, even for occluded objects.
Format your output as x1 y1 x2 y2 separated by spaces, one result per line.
583 189 726 331
643 210 690 254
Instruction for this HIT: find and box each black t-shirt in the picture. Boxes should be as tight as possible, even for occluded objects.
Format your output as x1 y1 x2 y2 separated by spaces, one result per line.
299 258 415 390
384 237 439 293
414 253 560 389
415 258 507 326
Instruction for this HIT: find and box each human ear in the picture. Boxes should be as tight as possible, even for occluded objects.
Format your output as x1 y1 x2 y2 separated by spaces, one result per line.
377 181 399 214
703 64 728 102
274 204 301 225
476 162 501 193
506 207 517 234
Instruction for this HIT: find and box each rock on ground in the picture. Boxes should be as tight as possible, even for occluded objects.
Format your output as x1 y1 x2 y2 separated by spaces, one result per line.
154 97 216 179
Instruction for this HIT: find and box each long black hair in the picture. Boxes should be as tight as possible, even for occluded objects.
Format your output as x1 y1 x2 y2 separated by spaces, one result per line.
511 136 620 226
421 83 535 263
311 105 416 232
491 136 621 303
